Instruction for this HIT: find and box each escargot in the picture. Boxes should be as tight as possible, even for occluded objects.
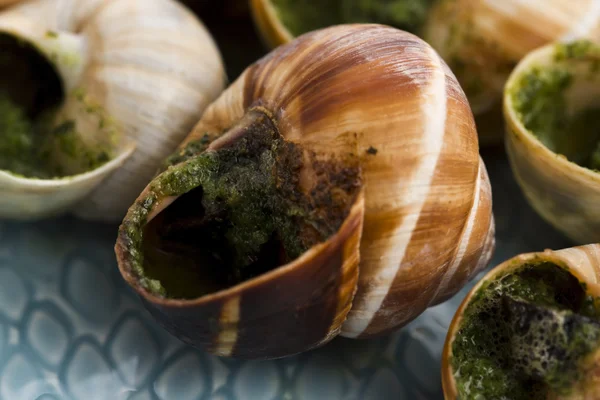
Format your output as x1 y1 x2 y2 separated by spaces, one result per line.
250 0 600 144
115 24 495 359
0 0 225 220
505 40 600 245
443 244 600 400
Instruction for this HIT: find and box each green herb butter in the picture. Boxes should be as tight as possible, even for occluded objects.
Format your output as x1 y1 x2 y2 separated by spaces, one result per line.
271 0 435 36
510 41 600 171
0 95 48 178
120 111 361 299
451 262 600 399
0 33 115 179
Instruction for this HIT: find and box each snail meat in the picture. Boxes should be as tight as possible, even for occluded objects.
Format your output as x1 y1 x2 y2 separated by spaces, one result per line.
116 24 494 359
443 245 600 400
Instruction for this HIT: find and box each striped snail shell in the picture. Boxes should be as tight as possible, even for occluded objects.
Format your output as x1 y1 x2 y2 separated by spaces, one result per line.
443 244 600 400
115 24 495 359
0 0 225 220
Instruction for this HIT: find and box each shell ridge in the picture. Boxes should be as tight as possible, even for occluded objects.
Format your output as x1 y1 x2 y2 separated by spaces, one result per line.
428 159 482 305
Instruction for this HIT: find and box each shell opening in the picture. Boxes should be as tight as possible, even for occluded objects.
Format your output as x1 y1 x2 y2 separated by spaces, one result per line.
268 0 435 37
119 109 362 300
0 31 116 179
450 260 600 399
507 40 600 172
0 32 63 178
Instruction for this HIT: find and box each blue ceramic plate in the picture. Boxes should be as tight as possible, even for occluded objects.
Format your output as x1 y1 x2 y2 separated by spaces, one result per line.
0 149 572 400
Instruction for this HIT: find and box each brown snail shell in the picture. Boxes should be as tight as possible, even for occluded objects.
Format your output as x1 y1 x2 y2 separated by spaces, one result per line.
116 24 495 359
442 244 600 400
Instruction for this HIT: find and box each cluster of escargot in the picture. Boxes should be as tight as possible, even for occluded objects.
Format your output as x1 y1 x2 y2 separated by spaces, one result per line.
3 2 600 397
0 0 225 220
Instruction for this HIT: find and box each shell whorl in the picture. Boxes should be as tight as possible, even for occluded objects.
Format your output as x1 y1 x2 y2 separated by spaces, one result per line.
179 25 495 338
0 0 226 220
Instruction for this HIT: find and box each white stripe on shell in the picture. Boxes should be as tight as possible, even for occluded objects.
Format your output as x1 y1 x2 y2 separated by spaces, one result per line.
561 0 600 41
213 296 240 357
342 46 448 338
429 162 482 304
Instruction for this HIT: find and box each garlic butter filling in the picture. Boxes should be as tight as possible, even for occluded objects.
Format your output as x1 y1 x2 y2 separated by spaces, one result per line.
452 261 600 400
509 41 600 172
120 110 362 299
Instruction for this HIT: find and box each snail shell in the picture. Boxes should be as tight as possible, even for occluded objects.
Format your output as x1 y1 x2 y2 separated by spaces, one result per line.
115 24 495 358
0 0 225 220
504 40 600 245
443 244 600 400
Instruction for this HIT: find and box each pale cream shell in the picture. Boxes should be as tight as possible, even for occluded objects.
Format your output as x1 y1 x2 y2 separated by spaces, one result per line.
442 244 600 400
0 0 226 221
504 42 600 244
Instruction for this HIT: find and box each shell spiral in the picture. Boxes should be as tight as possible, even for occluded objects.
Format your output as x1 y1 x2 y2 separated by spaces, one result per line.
179 24 495 338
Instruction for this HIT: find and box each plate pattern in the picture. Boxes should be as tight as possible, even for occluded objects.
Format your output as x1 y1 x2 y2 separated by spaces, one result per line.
0 150 572 400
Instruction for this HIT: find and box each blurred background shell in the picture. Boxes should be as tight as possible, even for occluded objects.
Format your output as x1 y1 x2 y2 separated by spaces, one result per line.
504 40 600 245
0 0 226 221
250 0 600 145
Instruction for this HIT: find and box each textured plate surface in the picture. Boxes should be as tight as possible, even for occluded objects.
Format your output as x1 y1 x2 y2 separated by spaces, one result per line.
0 149 573 400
